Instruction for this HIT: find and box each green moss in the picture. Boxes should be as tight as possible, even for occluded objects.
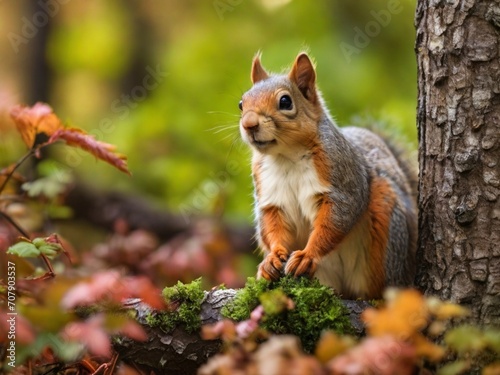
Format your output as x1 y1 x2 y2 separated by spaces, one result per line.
222 276 353 352
259 289 289 316
147 278 205 333
221 277 268 320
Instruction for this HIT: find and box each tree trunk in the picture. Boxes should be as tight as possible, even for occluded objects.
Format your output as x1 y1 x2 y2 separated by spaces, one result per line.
415 0 500 324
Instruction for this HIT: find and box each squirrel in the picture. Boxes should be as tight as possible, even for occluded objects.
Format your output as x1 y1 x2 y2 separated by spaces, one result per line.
238 52 417 299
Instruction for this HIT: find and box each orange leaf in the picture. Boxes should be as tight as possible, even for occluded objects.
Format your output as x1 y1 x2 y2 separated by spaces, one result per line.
49 128 131 175
426 297 470 320
413 333 445 362
315 331 354 363
362 289 429 340
10 102 63 148
201 320 236 341
483 362 500 375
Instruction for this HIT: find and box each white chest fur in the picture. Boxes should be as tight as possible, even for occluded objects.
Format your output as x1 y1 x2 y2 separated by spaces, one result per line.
256 155 330 247
254 153 373 298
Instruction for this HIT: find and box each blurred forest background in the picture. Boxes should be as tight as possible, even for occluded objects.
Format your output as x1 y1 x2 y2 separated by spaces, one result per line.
0 0 418 287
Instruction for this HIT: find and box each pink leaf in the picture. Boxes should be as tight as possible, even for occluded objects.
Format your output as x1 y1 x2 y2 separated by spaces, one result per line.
119 320 147 342
63 316 112 358
0 312 35 345
122 276 165 310
328 336 417 375
49 128 131 175
61 270 122 309
62 271 164 310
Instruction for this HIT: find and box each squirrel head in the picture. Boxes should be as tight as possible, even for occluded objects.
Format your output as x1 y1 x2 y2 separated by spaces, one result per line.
239 52 323 157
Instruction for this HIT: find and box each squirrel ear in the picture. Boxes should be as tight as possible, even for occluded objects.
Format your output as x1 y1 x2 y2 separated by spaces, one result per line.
289 53 317 103
251 54 269 84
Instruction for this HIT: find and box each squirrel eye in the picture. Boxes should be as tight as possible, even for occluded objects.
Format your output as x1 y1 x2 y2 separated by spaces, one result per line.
279 95 293 110
238 100 243 111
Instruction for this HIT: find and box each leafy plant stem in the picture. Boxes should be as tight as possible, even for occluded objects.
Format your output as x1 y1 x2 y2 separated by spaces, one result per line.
91 352 119 375
80 358 97 373
0 148 36 194
0 210 30 237
0 211 55 277
39 253 55 278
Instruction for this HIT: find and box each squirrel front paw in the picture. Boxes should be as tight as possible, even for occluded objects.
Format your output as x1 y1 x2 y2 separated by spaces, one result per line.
285 250 317 277
257 246 289 281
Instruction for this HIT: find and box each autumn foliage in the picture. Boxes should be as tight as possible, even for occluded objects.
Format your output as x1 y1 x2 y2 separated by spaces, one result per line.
10 102 130 174
0 102 245 374
0 102 151 373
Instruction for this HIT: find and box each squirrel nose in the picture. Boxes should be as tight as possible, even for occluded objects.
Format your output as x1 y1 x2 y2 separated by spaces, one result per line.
241 112 260 132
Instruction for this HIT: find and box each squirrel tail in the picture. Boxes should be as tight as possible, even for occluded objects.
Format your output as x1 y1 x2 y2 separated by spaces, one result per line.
359 118 418 203
384 139 418 203
383 134 419 287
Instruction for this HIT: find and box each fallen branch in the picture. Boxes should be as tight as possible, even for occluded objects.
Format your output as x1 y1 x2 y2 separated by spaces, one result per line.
65 183 255 253
114 289 371 375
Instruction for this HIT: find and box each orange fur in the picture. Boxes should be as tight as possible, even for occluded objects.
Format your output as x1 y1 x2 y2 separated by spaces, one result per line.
258 205 294 280
288 53 318 104
367 177 397 297
307 195 345 258
285 194 345 277
312 144 333 185
260 205 293 251
251 53 269 84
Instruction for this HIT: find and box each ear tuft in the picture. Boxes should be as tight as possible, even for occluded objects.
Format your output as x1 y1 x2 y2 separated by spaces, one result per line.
251 52 269 84
288 53 317 103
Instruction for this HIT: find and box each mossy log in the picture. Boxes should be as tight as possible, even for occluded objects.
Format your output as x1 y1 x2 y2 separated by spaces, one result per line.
114 289 371 375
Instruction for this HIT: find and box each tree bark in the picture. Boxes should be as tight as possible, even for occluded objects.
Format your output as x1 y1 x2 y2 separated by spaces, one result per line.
415 0 500 324
115 290 235 375
114 291 370 375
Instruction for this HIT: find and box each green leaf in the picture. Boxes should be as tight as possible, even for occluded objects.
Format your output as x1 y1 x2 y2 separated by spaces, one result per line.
444 325 486 354
7 238 64 260
484 329 500 353
33 237 63 258
47 205 73 219
21 171 72 199
7 241 40 258
15 333 83 366
38 243 63 259
436 360 470 375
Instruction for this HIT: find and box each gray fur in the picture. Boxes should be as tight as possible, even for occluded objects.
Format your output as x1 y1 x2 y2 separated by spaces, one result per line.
341 126 417 287
324 122 417 288
317 117 371 234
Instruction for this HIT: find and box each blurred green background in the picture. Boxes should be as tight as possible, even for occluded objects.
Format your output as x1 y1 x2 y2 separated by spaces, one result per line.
0 0 417 225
